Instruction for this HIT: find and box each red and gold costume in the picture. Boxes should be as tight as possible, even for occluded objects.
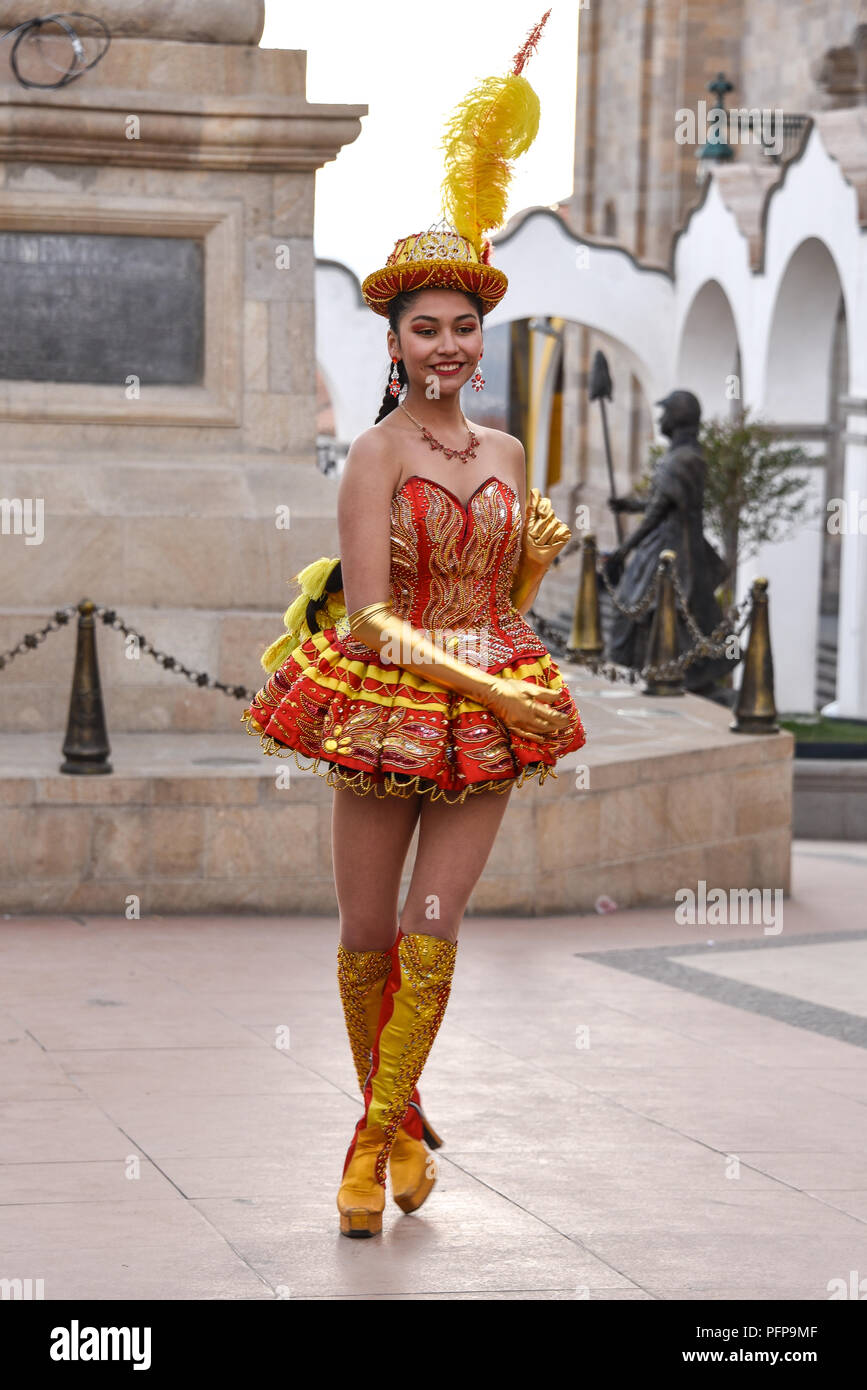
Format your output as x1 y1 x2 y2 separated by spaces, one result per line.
242 474 586 802
240 10 583 1237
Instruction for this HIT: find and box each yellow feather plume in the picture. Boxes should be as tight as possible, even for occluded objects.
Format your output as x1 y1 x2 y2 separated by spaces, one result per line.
440 72 541 259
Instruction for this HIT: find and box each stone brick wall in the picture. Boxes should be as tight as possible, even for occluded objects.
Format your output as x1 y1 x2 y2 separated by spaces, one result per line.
0 34 363 735
741 0 863 111
573 0 860 269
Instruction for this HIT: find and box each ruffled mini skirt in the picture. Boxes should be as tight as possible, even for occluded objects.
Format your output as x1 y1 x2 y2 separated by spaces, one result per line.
241 623 587 805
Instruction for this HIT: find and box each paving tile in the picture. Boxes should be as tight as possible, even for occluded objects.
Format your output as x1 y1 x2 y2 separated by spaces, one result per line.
0 1039 80 1101
54 1046 337 1099
79 1090 359 1160
6 985 261 1051
803 1190 867 1221
568 1230 867 1295
0 1198 198 1254
0 846 862 1300
319 1288 653 1300
0 1100 138 1164
0 1159 181 1206
213 1166 636 1298
736 1152 867 1189
669 940 867 1018
0 1244 271 1300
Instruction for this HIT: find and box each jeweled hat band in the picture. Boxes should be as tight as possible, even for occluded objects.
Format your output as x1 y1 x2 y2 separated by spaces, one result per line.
361 219 508 317
388 225 479 267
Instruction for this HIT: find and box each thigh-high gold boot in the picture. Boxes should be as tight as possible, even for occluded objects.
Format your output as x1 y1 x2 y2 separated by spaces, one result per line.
336 934 444 1219
336 933 457 1237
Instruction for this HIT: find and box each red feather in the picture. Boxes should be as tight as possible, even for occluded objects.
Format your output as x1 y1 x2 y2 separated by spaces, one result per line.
511 8 552 76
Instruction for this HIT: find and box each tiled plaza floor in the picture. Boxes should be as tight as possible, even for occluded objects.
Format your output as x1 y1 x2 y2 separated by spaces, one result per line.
1 838 865 1300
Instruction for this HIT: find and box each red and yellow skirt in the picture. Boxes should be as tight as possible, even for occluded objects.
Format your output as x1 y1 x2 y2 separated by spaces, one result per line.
241 626 587 805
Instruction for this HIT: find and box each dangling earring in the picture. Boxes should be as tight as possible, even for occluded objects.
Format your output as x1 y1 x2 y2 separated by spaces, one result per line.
388 357 402 398
471 349 485 393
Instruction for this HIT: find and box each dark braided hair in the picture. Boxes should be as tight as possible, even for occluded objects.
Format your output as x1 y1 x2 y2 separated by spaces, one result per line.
305 556 345 635
310 287 485 629
373 288 486 424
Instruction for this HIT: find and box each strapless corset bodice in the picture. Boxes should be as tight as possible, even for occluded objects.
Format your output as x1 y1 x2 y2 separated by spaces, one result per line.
334 474 548 672
243 473 588 800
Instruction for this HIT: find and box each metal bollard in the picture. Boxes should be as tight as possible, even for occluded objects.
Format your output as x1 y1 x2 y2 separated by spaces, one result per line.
569 532 603 655
643 550 684 697
730 577 779 733
60 598 112 774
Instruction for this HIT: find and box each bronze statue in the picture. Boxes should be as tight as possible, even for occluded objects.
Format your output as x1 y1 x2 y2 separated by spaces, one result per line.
603 390 733 694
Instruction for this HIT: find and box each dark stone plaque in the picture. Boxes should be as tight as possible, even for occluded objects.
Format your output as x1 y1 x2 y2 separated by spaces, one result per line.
0 232 204 385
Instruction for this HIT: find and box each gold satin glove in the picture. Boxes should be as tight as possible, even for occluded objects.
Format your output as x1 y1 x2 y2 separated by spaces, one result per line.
511 488 572 613
347 599 571 741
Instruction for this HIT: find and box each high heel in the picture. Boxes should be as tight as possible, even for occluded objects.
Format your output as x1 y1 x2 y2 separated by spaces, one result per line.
388 1096 445 1211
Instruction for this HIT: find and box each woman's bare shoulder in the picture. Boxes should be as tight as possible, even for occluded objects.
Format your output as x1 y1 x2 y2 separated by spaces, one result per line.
468 421 525 454
349 420 396 454
340 423 402 498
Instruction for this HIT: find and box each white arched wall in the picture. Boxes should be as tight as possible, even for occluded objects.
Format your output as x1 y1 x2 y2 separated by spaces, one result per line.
751 133 867 720
672 177 755 396
742 237 845 713
490 210 674 402
763 239 845 421
737 128 865 716
675 279 740 418
670 122 865 715
315 259 396 442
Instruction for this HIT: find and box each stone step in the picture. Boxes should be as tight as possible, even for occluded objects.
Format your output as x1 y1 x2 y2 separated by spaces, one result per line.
0 674 794 913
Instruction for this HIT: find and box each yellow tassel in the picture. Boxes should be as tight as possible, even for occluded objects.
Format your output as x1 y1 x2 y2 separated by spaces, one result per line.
259 556 346 673
292 555 341 602
440 71 541 257
260 630 300 673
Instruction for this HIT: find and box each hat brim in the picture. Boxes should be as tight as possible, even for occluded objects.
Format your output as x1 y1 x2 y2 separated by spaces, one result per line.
361 259 508 316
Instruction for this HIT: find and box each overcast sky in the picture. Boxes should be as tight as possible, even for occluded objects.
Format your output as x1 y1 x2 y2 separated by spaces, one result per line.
261 0 580 283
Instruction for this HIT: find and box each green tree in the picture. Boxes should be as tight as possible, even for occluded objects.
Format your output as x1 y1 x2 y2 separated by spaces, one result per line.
642 408 819 606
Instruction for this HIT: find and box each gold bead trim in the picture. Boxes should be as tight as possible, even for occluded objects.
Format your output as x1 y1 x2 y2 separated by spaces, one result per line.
369 933 458 1187
336 944 393 1092
240 707 559 805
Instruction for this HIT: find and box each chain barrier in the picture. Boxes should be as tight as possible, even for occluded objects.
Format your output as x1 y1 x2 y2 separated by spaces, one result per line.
532 562 756 686
1 574 755 698
530 612 646 686
670 569 754 665
0 602 257 701
0 603 78 670
596 558 662 619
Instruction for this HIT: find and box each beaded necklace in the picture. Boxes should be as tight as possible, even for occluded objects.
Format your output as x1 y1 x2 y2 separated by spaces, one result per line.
399 400 479 463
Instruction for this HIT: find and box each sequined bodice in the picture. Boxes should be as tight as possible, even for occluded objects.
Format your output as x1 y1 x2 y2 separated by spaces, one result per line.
334 474 548 672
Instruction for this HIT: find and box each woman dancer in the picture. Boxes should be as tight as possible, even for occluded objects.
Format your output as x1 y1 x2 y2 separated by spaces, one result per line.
242 13 587 1236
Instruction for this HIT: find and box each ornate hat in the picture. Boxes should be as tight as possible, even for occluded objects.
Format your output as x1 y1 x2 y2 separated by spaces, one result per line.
361 10 552 318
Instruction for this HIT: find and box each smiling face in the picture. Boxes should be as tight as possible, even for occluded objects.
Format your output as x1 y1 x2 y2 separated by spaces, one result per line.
387 288 482 397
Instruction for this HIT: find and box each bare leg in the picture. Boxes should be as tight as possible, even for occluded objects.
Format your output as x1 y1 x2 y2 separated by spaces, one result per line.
399 785 514 943
331 784 423 951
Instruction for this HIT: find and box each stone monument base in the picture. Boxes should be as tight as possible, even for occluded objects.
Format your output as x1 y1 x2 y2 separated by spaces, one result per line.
0 667 792 915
